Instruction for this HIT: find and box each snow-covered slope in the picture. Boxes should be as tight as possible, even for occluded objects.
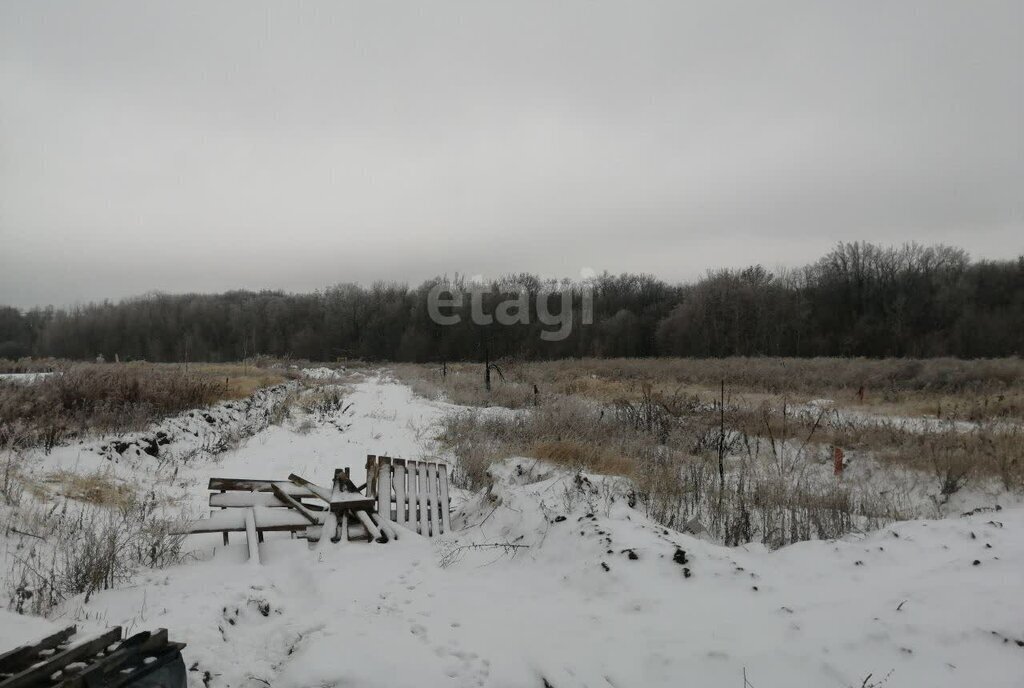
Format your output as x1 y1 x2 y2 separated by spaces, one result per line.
5 374 1023 687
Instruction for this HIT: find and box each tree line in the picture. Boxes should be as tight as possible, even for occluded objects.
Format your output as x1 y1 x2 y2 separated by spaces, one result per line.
1 242 1021 363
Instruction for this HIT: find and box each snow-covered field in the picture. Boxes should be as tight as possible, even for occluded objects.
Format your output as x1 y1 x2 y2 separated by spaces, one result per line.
2 372 1022 687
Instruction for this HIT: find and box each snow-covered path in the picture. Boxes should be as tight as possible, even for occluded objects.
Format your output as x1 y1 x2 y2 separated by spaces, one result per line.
197 372 446 494
5 373 1024 687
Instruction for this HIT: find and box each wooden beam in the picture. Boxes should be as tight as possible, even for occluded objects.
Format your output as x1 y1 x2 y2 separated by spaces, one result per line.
376 464 392 521
354 510 386 543
371 513 399 541
317 512 337 552
438 465 452 534
180 507 321 534
271 483 319 524
210 492 290 508
208 478 308 495
393 463 407 525
365 455 377 498
426 463 437 537
244 508 260 564
417 463 429 537
67 628 170 686
287 473 333 503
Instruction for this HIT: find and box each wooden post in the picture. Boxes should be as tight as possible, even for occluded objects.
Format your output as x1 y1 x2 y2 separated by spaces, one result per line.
417 463 429 536
377 461 392 521
220 489 229 545
244 508 260 564
438 464 452 534
833 446 845 476
365 455 378 499
355 510 385 543
318 512 338 551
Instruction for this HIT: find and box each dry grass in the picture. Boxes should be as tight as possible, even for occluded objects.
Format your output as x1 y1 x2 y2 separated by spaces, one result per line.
41 470 136 508
180 362 288 398
419 357 1024 548
0 358 64 374
392 363 537 409
436 397 908 548
399 358 1024 493
395 357 1024 420
0 361 288 451
5 492 186 615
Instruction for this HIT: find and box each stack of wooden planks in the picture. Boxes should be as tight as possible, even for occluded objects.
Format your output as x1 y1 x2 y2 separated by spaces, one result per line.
181 458 453 564
181 463 437 563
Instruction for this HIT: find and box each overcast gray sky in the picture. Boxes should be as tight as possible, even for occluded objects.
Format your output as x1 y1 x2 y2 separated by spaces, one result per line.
1 1 1021 308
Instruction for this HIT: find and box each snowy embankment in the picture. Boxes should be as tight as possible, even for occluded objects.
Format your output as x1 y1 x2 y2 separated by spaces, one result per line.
2 372 1023 687
0 373 55 384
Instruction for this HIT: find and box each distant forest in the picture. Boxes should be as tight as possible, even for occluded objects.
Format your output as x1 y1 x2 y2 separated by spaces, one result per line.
1 242 1022 362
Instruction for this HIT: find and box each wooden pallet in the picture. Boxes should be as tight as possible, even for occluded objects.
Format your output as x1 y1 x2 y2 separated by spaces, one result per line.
366 455 452 536
179 468 395 563
0 626 185 688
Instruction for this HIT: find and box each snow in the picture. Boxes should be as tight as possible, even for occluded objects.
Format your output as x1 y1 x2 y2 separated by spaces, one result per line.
0 372 54 384
792 398 1016 435
299 366 347 381
2 372 1023 687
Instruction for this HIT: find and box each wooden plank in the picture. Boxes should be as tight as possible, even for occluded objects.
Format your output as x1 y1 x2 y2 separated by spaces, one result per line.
438 464 452 533
340 512 349 543
0 625 76 674
0 627 122 688
317 512 337 552
331 493 376 511
365 455 377 498
271 484 319 525
182 507 322 534
354 510 385 542
425 463 438 537
371 513 399 541
208 478 308 495
66 628 171 687
393 463 407 525
287 474 333 502
244 508 260 564
332 468 359 493
290 474 375 511
210 492 290 508
417 463 429 537
377 464 391 521
407 462 420 533
64 630 177 688
182 509 246 533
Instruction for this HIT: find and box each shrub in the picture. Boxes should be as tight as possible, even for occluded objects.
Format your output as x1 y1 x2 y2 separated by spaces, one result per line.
6 492 186 615
0 363 266 451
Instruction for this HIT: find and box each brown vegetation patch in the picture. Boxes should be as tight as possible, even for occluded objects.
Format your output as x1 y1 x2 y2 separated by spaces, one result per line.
0 361 287 451
43 470 136 508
